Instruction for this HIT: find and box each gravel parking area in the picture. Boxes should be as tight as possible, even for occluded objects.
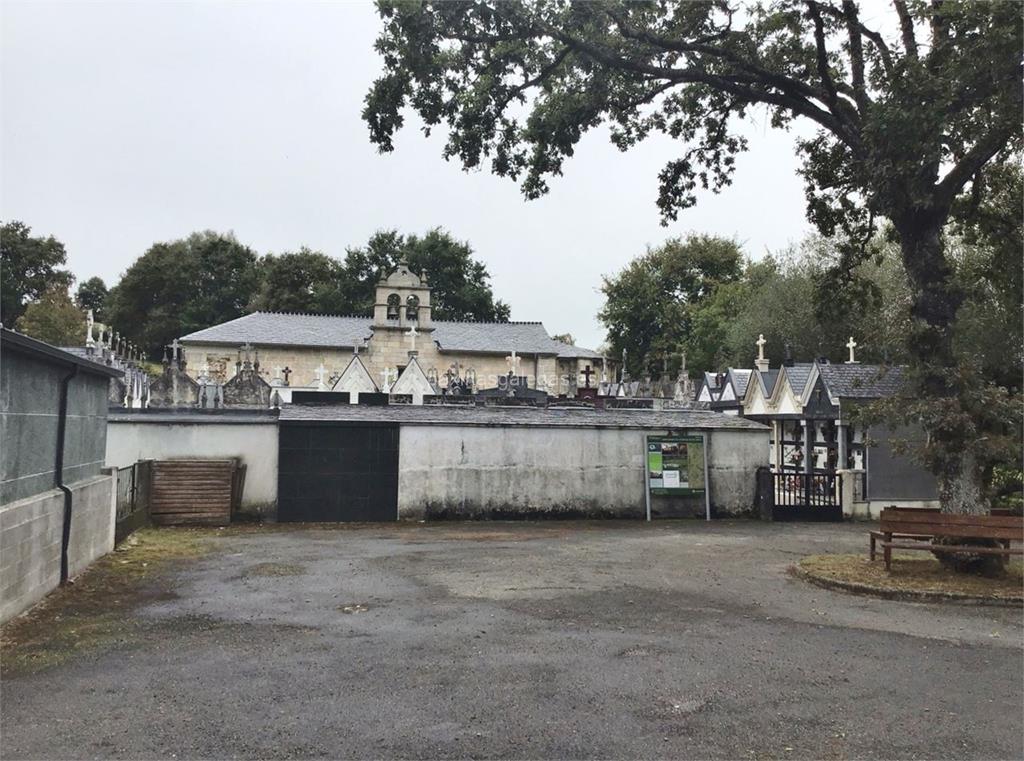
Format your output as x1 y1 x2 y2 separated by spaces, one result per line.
2 520 1021 760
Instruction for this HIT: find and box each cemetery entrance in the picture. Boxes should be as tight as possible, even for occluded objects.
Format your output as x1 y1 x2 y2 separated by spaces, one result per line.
277 422 399 522
769 471 843 521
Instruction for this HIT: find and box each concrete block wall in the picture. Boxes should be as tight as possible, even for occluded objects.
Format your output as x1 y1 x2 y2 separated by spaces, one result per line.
105 420 279 518
1 472 115 624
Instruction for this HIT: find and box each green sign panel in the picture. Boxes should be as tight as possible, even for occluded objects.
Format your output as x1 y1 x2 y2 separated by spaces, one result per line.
647 435 706 495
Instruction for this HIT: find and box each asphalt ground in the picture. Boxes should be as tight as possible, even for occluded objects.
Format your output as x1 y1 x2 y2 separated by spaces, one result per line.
2 520 1021 760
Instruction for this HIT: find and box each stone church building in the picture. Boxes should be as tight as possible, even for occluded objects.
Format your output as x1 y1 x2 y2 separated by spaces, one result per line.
178 261 607 397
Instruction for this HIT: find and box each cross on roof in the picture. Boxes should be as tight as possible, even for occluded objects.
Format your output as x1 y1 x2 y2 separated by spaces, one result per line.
756 334 767 361
282 366 292 385
845 336 859 364
168 338 182 360
581 364 595 388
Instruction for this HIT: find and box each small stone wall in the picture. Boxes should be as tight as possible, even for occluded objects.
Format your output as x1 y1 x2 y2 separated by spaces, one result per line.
0 472 116 623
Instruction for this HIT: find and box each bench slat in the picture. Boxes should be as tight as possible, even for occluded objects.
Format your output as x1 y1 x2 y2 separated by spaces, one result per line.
883 541 1022 555
880 511 1023 528
879 521 1023 541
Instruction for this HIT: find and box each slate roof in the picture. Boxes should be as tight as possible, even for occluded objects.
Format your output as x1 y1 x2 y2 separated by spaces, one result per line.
179 311 604 358
280 403 767 430
817 363 906 399
758 369 780 397
782 363 814 397
728 369 753 398
1 329 123 379
180 312 371 348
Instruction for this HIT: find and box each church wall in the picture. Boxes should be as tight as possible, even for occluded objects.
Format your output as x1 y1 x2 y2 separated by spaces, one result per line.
181 343 561 394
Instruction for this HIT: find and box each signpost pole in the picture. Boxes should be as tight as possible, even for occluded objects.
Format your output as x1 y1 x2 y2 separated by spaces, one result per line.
644 435 652 522
702 432 711 521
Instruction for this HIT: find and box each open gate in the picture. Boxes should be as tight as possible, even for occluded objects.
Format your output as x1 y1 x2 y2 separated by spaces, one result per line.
770 471 843 521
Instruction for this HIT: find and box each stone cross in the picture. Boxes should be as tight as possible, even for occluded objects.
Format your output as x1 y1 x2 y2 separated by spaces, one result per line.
756 334 767 361
845 336 859 364
85 310 95 347
581 364 595 388
168 338 182 362
679 351 688 377
282 366 292 386
315 362 328 390
381 367 398 392
405 324 419 352
240 342 254 365
506 350 521 376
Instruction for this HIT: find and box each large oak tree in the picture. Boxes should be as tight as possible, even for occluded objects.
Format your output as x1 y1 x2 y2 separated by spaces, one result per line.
363 0 1022 515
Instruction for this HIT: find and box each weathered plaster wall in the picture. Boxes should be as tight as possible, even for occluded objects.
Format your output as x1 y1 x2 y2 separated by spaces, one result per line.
105 421 278 517
1 472 115 623
397 425 768 520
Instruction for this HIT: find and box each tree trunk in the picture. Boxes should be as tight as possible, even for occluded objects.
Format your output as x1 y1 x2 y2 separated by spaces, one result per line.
894 208 962 390
895 210 1000 572
893 208 991 518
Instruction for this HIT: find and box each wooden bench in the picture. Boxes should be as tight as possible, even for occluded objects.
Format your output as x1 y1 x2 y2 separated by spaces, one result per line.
871 508 1023 571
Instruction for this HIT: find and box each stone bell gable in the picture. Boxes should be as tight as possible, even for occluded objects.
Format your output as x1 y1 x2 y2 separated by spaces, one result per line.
373 259 433 331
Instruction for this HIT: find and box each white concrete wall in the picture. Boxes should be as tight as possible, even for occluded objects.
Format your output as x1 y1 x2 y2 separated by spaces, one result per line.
1 472 115 623
106 422 278 516
397 425 769 520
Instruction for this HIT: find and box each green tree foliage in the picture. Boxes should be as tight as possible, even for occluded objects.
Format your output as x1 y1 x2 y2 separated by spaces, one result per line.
75 276 109 321
364 1 1022 517
14 286 84 347
1 221 74 325
105 231 259 358
250 248 348 314
339 228 511 321
599 234 742 376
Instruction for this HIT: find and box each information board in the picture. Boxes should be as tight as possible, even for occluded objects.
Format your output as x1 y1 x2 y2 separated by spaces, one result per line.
646 435 707 496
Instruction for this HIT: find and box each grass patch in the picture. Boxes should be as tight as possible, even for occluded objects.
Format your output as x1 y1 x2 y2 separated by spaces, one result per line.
1 528 213 675
798 553 1023 602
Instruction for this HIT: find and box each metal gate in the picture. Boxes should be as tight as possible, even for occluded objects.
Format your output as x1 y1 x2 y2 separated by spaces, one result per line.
770 472 843 521
277 423 399 522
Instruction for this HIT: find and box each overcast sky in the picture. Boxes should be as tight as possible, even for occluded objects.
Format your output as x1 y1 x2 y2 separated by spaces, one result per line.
1 0 815 350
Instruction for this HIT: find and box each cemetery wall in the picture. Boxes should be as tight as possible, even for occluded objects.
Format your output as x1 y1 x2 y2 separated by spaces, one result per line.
1 348 111 505
0 472 115 623
106 417 279 518
396 424 767 520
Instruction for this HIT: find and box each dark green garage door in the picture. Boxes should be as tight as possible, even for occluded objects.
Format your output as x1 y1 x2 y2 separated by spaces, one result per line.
277 423 399 522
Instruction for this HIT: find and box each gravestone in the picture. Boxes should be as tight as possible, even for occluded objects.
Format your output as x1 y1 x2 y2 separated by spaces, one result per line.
223 346 272 407
149 339 199 408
